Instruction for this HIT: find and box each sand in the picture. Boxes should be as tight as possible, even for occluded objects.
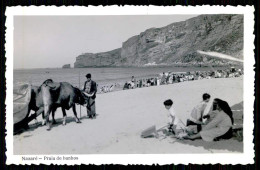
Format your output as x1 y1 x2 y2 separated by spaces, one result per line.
13 76 243 154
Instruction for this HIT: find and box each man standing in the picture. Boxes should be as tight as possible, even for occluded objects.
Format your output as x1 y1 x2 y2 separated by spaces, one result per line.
83 73 97 119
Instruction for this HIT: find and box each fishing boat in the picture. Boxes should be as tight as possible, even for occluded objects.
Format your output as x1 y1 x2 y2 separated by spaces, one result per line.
13 83 31 125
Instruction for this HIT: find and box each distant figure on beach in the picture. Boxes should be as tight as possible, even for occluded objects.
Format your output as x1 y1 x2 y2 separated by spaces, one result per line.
156 77 160 85
123 82 129 90
139 79 142 88
184 98 233 141
163 99 184 136
129 81 135 89
101 84 115 93
177 76 181 82
161 72 166 85
131 76 136 88
147 79 151 87
83 73 97 119
166 74 170 84
172 75 176 83
154 77 157 86
136 80 139 88
142 79 147 87
109 84 114 92
186 93 211 134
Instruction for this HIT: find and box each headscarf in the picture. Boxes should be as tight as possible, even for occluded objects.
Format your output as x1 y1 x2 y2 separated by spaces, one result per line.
214 98 234 124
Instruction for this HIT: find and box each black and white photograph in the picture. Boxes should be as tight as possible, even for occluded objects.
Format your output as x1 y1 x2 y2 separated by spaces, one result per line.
5 6 254 165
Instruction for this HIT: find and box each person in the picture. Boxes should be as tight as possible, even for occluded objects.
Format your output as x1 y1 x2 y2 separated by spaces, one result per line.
150 78 155 86
156 77 160 86
147 79 151 87
142 79 146 87
131 76 136 88
184 98 233 141
177 75 181 82
123 82 129 90
163 99 184 136
139 79 142 88
109 84 114 92
129 81 135 89
186 93 211 133
83 73 97 119
154 77 157 86
166 74 170 84
161 72 166 85
168 75 173 84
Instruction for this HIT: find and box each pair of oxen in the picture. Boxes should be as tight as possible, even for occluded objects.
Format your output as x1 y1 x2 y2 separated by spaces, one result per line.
21 79 92 131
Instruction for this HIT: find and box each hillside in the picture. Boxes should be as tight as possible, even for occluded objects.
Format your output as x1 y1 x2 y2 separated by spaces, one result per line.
74 14 243 68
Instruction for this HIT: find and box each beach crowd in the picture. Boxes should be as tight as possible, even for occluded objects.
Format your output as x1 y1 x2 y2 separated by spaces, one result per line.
122 67 243 90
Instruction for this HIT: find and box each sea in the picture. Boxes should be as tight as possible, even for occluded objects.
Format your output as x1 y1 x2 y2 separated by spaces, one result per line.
14 66 231 93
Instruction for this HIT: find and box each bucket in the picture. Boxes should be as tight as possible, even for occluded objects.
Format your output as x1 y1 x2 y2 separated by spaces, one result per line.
141 125 168 138
141 125 156 138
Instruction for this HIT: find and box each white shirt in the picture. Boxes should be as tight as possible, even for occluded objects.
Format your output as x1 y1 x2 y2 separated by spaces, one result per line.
167 106 183 130
190 101 207 122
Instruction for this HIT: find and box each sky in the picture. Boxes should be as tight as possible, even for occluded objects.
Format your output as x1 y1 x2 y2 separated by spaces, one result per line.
14 15 198 69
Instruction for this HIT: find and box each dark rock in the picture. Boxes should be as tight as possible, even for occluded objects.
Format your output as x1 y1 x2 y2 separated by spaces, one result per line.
62 64 71 68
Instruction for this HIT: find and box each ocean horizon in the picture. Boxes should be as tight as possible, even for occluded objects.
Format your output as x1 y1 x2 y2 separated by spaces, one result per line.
14 66 236 92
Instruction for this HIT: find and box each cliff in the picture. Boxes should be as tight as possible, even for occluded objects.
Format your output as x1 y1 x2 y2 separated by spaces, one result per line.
74 48 121 68
62 64 71 68
74 14 243 68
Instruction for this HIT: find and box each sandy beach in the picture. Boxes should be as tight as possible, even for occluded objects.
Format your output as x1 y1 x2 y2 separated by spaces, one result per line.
13 76 243 154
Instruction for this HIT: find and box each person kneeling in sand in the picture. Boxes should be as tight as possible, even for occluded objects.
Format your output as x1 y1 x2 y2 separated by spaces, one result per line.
186 93 211 134
184 98 233 141
163 99 184 136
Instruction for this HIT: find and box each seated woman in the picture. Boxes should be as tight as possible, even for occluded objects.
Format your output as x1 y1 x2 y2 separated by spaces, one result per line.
184 98 233 141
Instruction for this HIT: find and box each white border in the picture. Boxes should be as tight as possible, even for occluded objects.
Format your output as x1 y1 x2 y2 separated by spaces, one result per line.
5 5 255 165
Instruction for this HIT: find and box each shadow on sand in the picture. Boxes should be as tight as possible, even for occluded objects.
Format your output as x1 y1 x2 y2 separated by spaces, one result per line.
176 138 243 152
14 114 99 135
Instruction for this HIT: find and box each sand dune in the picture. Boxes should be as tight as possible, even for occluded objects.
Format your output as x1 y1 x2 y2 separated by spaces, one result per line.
13 76 243 154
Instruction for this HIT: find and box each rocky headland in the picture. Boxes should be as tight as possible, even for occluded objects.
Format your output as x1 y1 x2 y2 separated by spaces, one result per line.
62 64 71 68
74 14 243 68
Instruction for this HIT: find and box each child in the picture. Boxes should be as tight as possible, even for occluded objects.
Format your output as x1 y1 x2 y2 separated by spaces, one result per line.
163 99 184 135
186 93 211 133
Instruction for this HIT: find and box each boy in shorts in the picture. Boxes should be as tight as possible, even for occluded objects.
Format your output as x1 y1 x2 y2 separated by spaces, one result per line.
163 99 184 135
